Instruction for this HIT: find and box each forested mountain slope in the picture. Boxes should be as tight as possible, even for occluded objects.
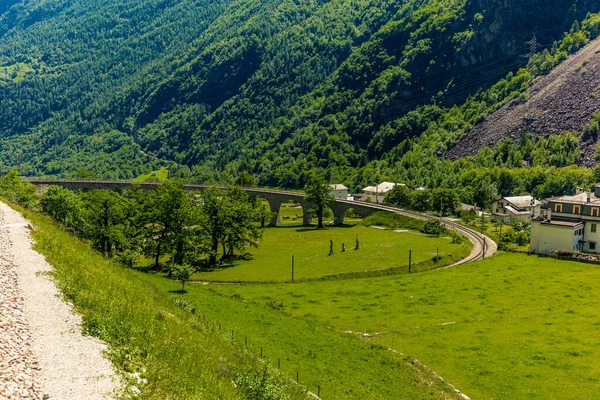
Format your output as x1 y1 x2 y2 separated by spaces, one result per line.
0 0 599 185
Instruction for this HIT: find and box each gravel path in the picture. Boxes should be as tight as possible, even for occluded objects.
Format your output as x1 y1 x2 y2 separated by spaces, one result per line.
0 202 120 399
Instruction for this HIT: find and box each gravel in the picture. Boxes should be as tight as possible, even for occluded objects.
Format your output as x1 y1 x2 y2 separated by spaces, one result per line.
0 202 120 399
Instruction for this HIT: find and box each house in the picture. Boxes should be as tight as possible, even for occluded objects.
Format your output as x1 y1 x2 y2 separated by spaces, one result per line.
530 219 585 254
530 187 600 254
491 195 541 222
329 184 348 200
359 182 407 203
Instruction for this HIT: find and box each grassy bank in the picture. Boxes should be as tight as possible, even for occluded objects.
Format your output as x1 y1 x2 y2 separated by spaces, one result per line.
210 253 600 399
10 202 307 399
139 273 460 399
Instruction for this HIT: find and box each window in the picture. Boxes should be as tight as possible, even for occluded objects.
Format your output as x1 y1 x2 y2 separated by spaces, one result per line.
556 204 562 212
592 224 597 233
591 242 597 250
574 206 580 214
593 208 599 217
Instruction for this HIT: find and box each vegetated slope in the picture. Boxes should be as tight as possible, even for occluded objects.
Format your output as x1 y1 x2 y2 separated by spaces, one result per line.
1 0 599 182
446 35 600 165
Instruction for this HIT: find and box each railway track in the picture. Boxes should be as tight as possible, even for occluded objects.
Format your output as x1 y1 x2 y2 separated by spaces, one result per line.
341 201 495 265
27 179 496 265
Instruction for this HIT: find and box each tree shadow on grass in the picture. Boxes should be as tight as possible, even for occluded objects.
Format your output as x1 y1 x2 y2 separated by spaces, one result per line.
168 289 187 294
294 224 357 232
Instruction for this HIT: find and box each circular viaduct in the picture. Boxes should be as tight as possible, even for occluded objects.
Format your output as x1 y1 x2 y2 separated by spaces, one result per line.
27 179 373 227
27 179 496 264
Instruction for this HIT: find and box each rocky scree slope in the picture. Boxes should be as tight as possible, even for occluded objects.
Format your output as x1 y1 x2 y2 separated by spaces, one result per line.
446 36 600 166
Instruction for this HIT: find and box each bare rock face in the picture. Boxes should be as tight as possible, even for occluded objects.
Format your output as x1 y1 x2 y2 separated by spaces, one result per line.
445 36 600 166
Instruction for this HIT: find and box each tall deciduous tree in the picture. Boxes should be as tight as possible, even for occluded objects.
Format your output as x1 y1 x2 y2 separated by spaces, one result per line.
140 180 192 269
305 174 336 229
80 190 130 256
384 185 412 208
199 186 262 266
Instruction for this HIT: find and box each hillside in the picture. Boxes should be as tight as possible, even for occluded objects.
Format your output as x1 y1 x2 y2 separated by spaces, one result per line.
446 35 600 165
1 0 599 185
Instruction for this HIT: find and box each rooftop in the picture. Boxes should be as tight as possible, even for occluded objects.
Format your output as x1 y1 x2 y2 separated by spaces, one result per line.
549 191 600 205
540 220 584 227
499 195 542 208
362 182 404 194
330 184 348 190
505 205 531 215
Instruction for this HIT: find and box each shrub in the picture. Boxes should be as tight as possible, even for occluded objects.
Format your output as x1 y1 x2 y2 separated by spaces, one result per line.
421 219 447 236
234 367 290 400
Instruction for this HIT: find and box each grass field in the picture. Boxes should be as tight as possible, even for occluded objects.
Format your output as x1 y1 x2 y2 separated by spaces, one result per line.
192 222 471 282
141 273 459 399
133 167 169 182
210 253 600 399
0 62 32 82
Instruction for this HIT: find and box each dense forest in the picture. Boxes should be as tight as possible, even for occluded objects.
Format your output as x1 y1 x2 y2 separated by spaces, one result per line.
1 0 600 202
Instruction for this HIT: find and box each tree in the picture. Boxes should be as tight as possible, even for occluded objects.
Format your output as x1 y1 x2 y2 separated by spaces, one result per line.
171 263 196 292
221 187 262 258
304 174 335 229
198 186 263 265
410 190 431 212
473 177 499 209
39 186 85 233
431 188 460 216
140 180 192 268
80 190 130 256
384 185 411 208
0 170 38 208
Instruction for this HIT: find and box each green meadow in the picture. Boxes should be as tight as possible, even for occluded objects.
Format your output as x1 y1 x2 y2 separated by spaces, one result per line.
133 167 169 182
13 202 457 399
210 253 600 399
192 222 471 282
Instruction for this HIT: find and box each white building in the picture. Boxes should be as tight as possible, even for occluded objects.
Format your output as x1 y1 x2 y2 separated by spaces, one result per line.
360 182 406 203
530 219 584 254
530 187 600 254
492 195 541 222
329 184 348 200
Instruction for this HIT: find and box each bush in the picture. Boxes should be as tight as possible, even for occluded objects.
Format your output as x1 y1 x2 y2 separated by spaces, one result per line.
449 229 465 244
421 219 447 236
0 170 38 208
234 367 290 400
171 263 196 291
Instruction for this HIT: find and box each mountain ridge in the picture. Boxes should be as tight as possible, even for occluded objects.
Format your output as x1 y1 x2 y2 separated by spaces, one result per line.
0 0 599 188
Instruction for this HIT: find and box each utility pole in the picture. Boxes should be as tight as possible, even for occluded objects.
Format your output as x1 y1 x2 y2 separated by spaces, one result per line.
481 208 485 235
524 34 539 59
